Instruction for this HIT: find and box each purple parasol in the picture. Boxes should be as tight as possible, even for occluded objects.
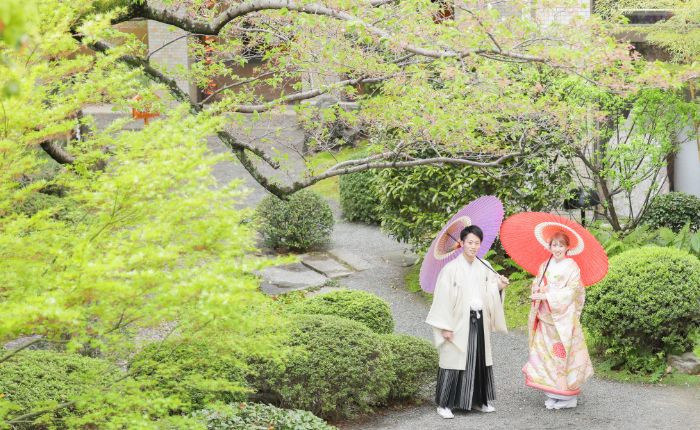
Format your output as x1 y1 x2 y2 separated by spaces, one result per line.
419 195 504 293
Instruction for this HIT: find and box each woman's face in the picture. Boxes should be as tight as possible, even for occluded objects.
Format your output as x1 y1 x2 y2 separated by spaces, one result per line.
461 233 481 259
550 239 568 259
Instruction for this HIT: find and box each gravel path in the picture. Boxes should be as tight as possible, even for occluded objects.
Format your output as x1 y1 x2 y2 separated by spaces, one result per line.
331 216 700 430
211 139 700 430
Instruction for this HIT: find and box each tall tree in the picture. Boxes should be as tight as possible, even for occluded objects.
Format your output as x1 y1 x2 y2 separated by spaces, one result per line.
1 2 284 426
30 0 675 197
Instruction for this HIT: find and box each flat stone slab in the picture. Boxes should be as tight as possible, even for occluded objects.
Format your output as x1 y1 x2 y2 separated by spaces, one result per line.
258 262 328 291
328 249 373 271
383 251 419 267
301 253 354 278
260 282 313 295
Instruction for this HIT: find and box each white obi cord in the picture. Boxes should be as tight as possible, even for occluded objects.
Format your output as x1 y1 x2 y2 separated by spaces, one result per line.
470 298 483 319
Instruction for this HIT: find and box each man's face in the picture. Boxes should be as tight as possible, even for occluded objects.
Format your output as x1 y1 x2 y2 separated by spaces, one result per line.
461 233 481 259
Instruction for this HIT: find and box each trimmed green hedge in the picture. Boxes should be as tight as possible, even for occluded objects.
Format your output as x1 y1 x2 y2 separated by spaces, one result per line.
255 314 395 420
584 246 700 374
382 334 437 399
290 289 394 334
129 340 250 413
339 170 381 224
641 192 700 232
256 190 334 251
193 403 336 430
0 350 120 428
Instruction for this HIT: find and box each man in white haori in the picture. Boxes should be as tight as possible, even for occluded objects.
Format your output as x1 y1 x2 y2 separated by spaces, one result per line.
426 225 508 419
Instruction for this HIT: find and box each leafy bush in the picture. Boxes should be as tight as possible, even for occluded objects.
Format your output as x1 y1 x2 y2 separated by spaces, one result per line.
290 289 394 334
129 340 250 413
373 148 571 252
193 403 336 430
590 223 700 259
0 350 120 428
381 334 437 399
12 191 83 223
641 192 700 232
254 314 395 420
501 279 532 330
338 170 381 224
583 247 700 374
256 190 334 251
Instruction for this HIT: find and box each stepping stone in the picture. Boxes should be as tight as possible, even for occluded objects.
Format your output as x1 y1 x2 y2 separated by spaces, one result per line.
301 253 354 278
328 249 373 271
260 282 312 295
258 263 328 293
383 251 419 267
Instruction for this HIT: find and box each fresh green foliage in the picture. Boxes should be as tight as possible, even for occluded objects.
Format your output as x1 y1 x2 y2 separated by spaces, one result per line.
129 340 251 413
339 170 381 224
193 403 336 430
584 247 700 374
641 192 700 232
290 289 394 334
381 334 437 400
590 223 700 258
0 2 285 426
256 190 334 251
255 314 395 420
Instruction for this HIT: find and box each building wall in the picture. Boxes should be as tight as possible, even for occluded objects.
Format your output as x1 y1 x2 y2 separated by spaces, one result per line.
674 128 700 198
531 1 591 25
146 20 191 99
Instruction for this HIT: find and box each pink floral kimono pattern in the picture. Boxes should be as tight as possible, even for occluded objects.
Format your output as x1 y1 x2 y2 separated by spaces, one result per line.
522 258 593 396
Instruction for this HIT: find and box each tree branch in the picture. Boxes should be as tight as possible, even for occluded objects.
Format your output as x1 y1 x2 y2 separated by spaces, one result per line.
134 0 548 63
274 150 519 197
40 141 76 164
229 75 392 113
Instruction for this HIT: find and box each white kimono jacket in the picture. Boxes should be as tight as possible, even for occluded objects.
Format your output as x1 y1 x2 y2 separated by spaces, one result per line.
425 255 507 370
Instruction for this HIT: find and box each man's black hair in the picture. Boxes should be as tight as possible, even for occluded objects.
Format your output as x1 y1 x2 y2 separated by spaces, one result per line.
460 225 483 242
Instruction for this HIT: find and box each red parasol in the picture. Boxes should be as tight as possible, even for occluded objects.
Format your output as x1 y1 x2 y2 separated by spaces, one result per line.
500 212 608 286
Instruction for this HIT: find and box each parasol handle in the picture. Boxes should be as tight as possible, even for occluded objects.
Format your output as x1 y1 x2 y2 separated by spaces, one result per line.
445 231 500 276
476 256 499 276
535 255 553 292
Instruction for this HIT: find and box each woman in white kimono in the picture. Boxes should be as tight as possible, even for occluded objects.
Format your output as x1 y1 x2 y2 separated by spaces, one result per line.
426 225 509 419
522 231 593 409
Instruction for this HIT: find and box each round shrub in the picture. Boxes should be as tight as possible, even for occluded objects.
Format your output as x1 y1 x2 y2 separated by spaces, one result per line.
641 192 700 232
583 247 700 374
0 350 120 427
129 340 250 412
382 334 438 400
193 403 336 430
339 170 381 224
256 190 334 251
13 192 83 223
290 289 394 334
255 314 395 420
